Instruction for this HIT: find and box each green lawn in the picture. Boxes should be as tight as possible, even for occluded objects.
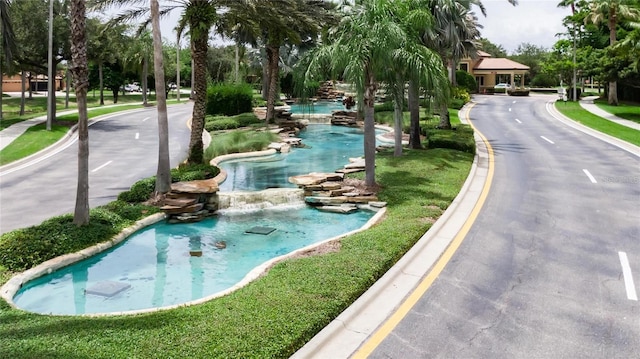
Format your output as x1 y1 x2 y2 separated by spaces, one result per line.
555 101 640 147
0 146 472 358
594 98 640 125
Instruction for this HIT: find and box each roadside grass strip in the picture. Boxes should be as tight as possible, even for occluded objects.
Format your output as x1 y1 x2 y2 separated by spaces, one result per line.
554 101 640 147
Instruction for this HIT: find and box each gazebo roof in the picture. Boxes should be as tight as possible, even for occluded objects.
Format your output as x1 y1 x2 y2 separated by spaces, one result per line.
473 58 530 71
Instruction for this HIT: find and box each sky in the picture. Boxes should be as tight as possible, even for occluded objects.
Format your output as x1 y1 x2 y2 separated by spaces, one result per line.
106 0 571 54
476 0 571 54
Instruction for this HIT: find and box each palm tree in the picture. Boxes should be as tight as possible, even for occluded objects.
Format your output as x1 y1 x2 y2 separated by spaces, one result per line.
237 0 336 122
584 0 640 105
70 0 90 226
93 0 228 164
150 0 171 196
299 0 440 186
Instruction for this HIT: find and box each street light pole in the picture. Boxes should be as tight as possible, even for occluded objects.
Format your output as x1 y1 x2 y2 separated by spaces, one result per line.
47 0 54 130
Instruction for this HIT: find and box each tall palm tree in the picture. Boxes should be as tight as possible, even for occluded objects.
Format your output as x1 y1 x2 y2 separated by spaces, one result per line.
70 0 90 226
237 0 336 122
93 0 228 164
584 0 640 105
150 0 171 196
299 0 441 186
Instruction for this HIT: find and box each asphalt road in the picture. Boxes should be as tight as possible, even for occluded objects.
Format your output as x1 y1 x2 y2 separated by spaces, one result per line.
0 102 194 234
370 95 640 358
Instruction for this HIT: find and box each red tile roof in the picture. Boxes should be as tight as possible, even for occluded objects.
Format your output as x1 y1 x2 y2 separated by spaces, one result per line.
474 58 530 71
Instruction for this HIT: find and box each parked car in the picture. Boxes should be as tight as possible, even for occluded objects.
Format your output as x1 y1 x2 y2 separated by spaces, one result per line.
494 83 511 89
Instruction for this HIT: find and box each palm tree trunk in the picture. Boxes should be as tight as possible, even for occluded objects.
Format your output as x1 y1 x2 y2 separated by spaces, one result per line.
70 0 90 226
363 67 377 187
437 103 451 129
608 16 618 106
142 57 148 105
151 0 170 195
408 79 421 149
20 71 26 116
265 44 279 122
65 69 70 108
187 33 208 164
393 74 404 157
98 62 104 106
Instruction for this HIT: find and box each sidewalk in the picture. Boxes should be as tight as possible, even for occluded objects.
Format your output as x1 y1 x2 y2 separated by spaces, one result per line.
580 96 640 131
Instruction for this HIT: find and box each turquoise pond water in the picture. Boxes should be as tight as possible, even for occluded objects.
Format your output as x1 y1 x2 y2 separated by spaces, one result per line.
220 125 382 191
13 125 380 315
14 208 373 315
288 101 348 114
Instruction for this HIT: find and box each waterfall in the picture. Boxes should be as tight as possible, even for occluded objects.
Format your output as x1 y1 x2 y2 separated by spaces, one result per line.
217 188 306 212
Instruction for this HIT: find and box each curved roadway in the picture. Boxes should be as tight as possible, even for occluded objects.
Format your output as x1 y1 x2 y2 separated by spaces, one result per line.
367 95 640 357
0 102 194 234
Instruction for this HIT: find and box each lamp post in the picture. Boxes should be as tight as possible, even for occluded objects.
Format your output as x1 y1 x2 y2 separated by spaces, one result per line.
46 0 54 130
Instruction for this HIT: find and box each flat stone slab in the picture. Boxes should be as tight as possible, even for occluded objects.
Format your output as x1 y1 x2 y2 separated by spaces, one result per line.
246 226 277 235
171 179 219 194
316 205 358 214
85 281 131 298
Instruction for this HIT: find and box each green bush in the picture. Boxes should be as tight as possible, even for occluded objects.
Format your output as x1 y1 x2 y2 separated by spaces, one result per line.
426 124 475 154
235 113 260 127
118 164 220 203
117 177 155 203
456 70 477 93
205 130 280 161
205 117 240 131
206 83 254 116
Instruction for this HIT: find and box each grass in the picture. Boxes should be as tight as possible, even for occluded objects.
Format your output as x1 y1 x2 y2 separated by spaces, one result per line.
0 146 473 358
205 129 280 161
593 98 640 125
0 124 69 165
555 101 640 147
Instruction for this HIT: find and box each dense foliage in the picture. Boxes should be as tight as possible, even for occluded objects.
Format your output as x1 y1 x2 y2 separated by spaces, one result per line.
204 112 261 131
205 83 254 116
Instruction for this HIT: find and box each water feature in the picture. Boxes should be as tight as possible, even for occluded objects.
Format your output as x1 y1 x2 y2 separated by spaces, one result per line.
10 125 382 315
13 206 374 315
219 125 382 191
288 101 347 114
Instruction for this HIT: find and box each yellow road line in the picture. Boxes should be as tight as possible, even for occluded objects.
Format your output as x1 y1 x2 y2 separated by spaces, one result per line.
352 103 495 358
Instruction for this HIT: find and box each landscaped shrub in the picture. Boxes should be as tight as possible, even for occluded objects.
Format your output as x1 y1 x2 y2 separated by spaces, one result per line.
117 177 155 203
206 83 253 116
118 164 220 203
204 113 262 131
205 130 280 161
205 116 240 131
456 70 477 93
426 124 475 154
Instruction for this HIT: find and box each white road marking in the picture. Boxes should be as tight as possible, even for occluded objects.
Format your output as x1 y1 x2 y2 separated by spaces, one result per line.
540 136 554 144
135 132 140 140
142 117 150 122
618 252 638 301
582 169 597 183
508 108 512 112
515 118 522 124
92 160 113 173
512 101 517 104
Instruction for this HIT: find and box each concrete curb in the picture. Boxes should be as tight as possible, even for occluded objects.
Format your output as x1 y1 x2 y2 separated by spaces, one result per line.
292 102 489 358
546 100 640 158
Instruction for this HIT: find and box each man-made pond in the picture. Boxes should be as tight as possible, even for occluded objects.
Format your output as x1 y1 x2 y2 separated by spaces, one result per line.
13 206 374 315
220 125 381 191
11 124 381 315
288 101 347 114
